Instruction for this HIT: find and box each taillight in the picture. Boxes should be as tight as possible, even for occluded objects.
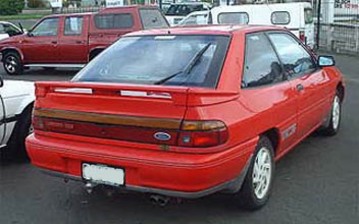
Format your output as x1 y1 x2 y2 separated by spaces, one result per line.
33 116 229 148
178 120 229 147
299 31 305 42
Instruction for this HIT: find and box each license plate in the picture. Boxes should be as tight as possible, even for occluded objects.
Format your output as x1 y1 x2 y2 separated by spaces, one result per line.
82 163 125 186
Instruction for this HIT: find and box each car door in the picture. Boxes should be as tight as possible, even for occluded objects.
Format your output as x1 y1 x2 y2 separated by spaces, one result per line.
21 17 60 63
239 32 298 153
267 32 331 139
57 15 89 64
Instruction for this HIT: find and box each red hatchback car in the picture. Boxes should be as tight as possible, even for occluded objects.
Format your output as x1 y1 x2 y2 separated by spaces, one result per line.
26 25 344 209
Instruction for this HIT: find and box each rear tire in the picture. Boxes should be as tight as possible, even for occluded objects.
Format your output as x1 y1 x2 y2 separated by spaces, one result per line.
3 52 23 75
236 136 275 210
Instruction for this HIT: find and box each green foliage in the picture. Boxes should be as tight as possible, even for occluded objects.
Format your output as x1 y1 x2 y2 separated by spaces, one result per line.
28 0 46 8
0 0 25 15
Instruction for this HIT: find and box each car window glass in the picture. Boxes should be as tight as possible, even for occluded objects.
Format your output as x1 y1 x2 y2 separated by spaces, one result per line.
32 18 59 36
0 24 5 34
304 8 313 24
3 24 21 36
166 4 204 16
74 35 230 88
268 33 316 77
94 13 133 29
64 16 83 35
242 33 284 88
271 11 290 25
218 12 249 25
139 9 168 29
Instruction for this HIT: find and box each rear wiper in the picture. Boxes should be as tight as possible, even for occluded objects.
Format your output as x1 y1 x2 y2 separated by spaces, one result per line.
183 43 211 75
154 43 211 85
154 70 183 85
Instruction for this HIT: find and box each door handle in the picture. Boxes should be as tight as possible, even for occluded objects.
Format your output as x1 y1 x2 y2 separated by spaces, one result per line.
51 41 57 44
296 84 304 92
76 40 82 44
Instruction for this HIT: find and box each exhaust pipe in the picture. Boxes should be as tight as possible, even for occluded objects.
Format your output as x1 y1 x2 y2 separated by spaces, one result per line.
150 195 170 207
84 182 96 194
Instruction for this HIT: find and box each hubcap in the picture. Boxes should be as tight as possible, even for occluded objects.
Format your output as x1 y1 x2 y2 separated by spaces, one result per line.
5 56 17 73
332 96 340 130
252 147 272 200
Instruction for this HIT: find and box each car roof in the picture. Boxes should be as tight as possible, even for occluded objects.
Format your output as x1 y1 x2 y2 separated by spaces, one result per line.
126 25 287 37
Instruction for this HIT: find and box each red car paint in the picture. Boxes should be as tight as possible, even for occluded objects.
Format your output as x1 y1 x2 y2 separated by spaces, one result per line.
0 6 168 65
26 26 344 200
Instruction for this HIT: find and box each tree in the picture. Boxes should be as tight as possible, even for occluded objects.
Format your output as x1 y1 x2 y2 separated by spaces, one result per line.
0 0 25 15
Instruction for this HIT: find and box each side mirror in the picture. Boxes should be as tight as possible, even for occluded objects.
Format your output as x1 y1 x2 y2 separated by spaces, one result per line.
318 55 335 67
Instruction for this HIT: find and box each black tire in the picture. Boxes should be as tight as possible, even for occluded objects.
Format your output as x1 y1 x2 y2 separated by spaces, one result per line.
236 136 275 210
320 93 342 136
1 105 33 161
2 52 23 75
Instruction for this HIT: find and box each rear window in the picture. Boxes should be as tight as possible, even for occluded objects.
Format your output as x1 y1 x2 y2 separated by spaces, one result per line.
304 8 313 24
73 35 230 88
139 9 168 29
218 12 249 25
271 11 290 25
94 13 133 29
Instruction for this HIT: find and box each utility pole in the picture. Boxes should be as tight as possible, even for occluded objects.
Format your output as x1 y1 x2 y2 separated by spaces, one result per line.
316 0 321 50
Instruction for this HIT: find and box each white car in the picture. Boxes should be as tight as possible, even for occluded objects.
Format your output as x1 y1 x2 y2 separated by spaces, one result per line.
165 2 212 25
177 10 210 26
0 21 24 41
0 77 34 159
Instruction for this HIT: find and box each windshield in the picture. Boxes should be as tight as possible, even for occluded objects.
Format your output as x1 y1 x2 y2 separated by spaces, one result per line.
165 4 205 16
73 35 230 88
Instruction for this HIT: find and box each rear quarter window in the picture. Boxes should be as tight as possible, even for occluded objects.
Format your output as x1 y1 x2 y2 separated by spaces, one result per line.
139 9 168 29
94 13 134 29
304 8 313 24
271 11 290 25
218 12 249 25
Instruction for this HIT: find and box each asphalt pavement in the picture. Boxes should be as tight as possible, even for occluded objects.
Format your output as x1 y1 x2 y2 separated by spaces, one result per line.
0 54 359 224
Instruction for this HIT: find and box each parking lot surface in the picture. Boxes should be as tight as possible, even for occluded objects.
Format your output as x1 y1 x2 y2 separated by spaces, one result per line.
1 54 359 224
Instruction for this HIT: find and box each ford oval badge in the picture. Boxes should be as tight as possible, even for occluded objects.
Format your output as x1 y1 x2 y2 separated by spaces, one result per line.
154 132 171 141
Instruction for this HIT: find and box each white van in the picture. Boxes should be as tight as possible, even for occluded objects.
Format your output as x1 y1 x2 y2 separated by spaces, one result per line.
179 3 315 48
211 3 315 48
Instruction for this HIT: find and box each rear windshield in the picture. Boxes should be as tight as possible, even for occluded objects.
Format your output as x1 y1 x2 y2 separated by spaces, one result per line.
73 35 230 88
304 8 313 24
218 12 249 24
139 9 168 29
165 4 205 16
94 13 133 29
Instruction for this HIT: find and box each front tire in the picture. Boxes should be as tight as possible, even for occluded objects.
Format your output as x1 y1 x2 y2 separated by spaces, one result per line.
237 136 275 210
320 93 342 136
3 52 23 75
1 105 33 161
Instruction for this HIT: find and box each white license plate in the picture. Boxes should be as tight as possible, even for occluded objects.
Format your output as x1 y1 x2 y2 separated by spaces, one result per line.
82 163 125 186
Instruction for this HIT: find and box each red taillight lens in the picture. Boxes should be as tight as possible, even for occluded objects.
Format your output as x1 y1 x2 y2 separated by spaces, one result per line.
178 121 229 147
299 31 305 42
34 116 229 148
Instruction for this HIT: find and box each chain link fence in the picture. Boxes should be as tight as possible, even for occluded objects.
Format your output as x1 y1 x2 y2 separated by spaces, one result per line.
314 0 359 55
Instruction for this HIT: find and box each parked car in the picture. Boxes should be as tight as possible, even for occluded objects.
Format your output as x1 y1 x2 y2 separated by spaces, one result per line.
0 76 34 159
0 5 169 76
0 21 24 41
26 25 344 209
165 2 211 25
177 10 210 26
179 2 315 48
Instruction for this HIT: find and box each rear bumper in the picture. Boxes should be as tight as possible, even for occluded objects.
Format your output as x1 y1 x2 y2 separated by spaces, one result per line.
26 134 257 198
